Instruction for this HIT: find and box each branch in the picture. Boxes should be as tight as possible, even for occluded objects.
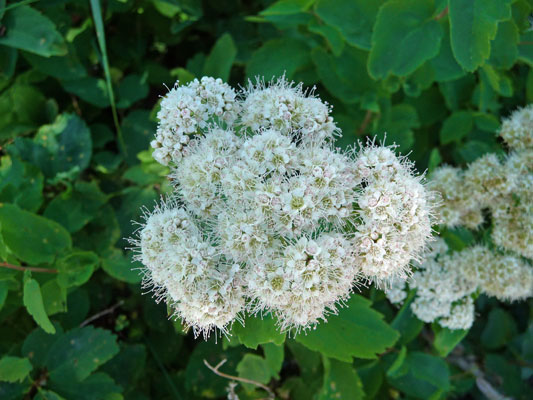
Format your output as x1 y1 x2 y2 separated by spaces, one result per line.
203 359 275 399
79 300 125 327
0 262 58 274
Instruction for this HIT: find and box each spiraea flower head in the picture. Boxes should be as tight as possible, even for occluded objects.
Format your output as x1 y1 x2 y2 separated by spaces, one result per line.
134 76 436 336
500 104 533 150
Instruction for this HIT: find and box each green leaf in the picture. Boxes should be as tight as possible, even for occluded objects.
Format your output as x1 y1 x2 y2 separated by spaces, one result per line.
100 344 147 391
0 203 71 265
308 19 345 57
481 308 517 349
45 326 119 383
368 0 443 78
386 346 407 379
120 110 156 166
61 77 109 107
448 0 512 72
23 49 87 81
262 343 284 379
429 21 465 82
0 6 66 57
56 251 99 288
0 281 8 311
236 354 272 388
376 103 420 151
312 46 375 104
0 356 32 383
41 280 67 315
44 182 107 233
24 278 56 334
387 352 450 399
390 293 424 345
296 295 399 361
48 372 122 400
319 358 364 400
246 38 310 81
314 0 385 50
232 313 285 349
34 390 66 400
439 111 473 145
202 33 237 81
0 155 44 212
260 0 315 16
12 113 92 179
433 325 469 357
101 249 141 284
22 325 64 369
116 74 150 109
488 20 519 69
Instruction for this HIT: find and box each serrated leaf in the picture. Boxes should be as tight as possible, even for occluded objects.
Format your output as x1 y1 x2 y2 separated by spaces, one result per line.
449 0 512 72
0 6 67 57
0 203 71 265
246 38 310 80
296 295 399 361
232 313 285 349
0 357 32 383
315 0 385 50
368 0 443 78
318 357 364 400
439 111 473 145
45 326 119 383
203 33 237 82
24 278 56 334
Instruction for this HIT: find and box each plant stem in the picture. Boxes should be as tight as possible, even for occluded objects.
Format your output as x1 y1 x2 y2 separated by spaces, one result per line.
0 262 57 274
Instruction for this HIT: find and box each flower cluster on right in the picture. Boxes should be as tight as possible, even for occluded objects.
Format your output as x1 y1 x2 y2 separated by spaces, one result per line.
385 105 533 330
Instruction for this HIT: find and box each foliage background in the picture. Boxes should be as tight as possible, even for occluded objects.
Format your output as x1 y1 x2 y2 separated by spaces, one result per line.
1 0 533 398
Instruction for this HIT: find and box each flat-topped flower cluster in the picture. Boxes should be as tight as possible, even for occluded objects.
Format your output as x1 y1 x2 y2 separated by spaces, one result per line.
132 76 435 337
385 105 533 330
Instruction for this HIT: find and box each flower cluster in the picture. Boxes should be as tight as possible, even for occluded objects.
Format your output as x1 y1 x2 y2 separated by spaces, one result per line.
133 76 435 337
388 106 533 330
385 240 533 330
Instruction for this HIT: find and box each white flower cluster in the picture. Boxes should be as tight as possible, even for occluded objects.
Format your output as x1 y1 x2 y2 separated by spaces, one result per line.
385 240 533 330
133 76 435 337
387 106 533 330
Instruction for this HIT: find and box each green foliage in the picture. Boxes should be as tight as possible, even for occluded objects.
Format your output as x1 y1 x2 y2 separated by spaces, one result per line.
0 0 531 398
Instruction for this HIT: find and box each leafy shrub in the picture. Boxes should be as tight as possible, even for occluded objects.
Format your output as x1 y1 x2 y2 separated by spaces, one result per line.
0 0 532 399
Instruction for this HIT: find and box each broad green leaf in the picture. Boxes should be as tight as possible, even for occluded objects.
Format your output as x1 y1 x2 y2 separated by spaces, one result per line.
260 0 315 16
44 182 107 233
0 281 8 311
0 204 71 265
439 111 473 145
34 390 66 400
120 110 156 166
387 352 450 399
315 0 385 50
312 46 375 104
232 313 285 349
100 344 147 391
518 31 533 66
45 326 119 383
390 293 424 345
433 325 469 357
246 38 310 80
403 62 435 97
308 19 345 57
489 20 519 69
318 357 364 400
0 46 17 90
116 74 150 109
484 354 526 398
23 49 87 81
0 155 44 212
23 278 56 334
479 65 512 97
61 77 109 107
48 372 122 400
22 325 64 369
203 33 237 82
368 0 443 78
429 21 465 82
356 360 384 400
262 343 284 379
376 103 419 151
296 295 399 361
448 0 512 72
0 6 66 57
101 249 141 284
386 346 407 378
12 113 92 179
41 280 67 315
236 354 272 389
0 356 32 383
56 251 99 288
481 308 517 349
